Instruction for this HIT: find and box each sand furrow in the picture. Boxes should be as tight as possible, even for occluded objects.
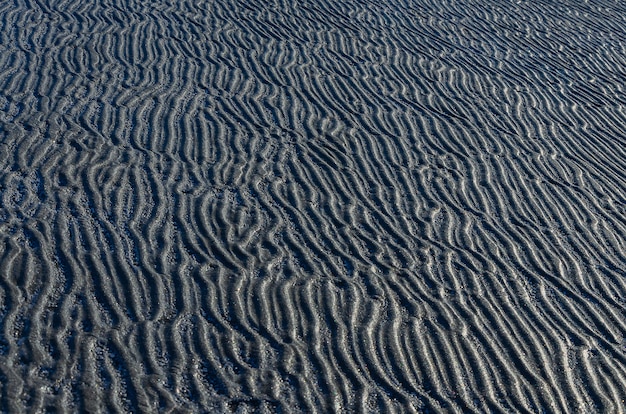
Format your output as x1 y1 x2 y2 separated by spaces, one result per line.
1 0 626 412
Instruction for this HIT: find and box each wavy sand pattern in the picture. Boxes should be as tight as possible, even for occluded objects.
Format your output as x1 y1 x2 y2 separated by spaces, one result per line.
1 0 626 412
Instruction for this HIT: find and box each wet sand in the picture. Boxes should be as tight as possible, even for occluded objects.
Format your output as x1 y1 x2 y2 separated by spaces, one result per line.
1 0 626 412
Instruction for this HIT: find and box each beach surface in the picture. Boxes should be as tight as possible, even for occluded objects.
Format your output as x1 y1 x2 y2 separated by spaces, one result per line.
1 0 626 412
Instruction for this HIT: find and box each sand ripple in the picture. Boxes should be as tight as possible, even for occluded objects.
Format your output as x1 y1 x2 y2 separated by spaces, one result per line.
1 0 626 412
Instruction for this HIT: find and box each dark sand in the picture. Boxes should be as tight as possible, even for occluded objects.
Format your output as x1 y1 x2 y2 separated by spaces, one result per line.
1 0 626 412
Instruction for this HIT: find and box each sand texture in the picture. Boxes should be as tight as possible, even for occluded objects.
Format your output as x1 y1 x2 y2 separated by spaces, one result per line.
1 0 626 412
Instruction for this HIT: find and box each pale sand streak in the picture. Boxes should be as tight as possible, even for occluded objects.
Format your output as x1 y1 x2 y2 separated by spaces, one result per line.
1 0 626 412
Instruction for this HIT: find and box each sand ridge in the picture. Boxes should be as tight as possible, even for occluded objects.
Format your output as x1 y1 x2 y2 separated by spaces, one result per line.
1 0 626 412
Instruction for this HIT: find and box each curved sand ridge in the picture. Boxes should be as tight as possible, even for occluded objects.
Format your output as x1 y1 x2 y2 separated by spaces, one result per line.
1 0 626 411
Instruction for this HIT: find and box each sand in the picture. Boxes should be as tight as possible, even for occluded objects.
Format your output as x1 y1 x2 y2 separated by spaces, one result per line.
1 0 626 412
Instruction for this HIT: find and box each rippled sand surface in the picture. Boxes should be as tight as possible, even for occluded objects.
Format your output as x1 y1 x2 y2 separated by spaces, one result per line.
1 0 626 412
